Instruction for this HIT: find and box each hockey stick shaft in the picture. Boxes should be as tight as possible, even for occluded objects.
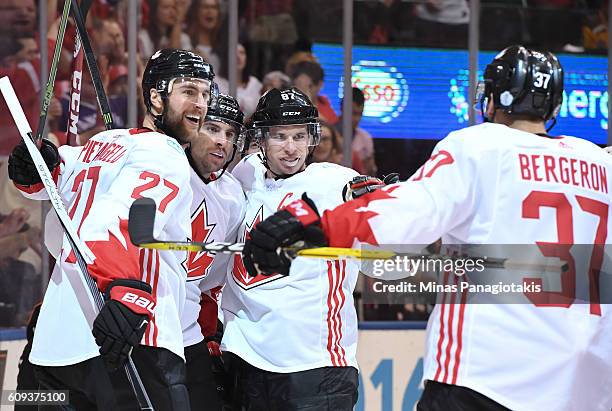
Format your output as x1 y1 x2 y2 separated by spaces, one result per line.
70 0 114 129
0 78 153 411
65 25 84 145
128 198 568 273
33 0 72 145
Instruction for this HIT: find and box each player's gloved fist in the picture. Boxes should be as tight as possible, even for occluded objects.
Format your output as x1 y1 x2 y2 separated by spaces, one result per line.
242 193 328 276
92 279 155 372
8 139 60 186
342 173 400 201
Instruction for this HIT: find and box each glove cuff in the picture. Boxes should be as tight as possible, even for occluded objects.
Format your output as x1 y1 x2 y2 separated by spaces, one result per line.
107 279 155 318
283 198 320 226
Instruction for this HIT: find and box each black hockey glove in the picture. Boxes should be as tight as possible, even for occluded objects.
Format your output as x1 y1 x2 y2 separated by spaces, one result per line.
342 173 400 201
8 140 60 186
242 193 328 276
92 279 155 372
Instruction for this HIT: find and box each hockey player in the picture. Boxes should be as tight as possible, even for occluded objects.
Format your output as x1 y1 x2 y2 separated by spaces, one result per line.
7 49 215 409
181 93 247 409
243 46 612 411
221 87 391 410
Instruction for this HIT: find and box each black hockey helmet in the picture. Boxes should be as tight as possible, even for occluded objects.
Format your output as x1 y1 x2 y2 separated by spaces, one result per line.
248 87 321 146
142 48 216 113
477 45 563 123
206 93 245 150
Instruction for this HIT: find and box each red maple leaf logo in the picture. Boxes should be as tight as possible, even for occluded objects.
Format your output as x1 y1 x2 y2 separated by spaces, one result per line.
232 205 283 289
323 185 401 248
184 198 216 280
65 217 141 292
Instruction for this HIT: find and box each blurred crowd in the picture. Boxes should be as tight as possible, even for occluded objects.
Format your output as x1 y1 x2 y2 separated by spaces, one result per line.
0 0 607 324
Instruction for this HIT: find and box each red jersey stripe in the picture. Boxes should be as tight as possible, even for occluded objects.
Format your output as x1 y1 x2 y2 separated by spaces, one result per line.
443 275 458 383
452 280 468 384
434 271 450 381
326 261 338 366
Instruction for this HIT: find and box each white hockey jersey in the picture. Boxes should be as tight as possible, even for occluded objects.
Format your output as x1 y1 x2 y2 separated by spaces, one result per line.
221 154 360 373
321 122 612 411
181 168 246 347
19 128 193 366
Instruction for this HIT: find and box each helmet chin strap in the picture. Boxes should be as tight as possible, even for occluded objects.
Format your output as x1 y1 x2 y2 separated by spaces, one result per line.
215 145 237 180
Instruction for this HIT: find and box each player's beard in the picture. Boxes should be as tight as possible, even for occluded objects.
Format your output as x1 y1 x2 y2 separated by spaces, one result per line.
163 107 200 145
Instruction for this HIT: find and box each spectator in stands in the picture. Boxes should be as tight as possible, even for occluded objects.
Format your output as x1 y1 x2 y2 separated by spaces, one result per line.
0 35 41 156
138 0 191 58
337 87 377 175
312 120 365 171
186 0 222 74
414 0 469 48
289 60 338 124
261 70 291 94
0 208 40 263
527 0 582 51
14 35 38 63
217 43 262 116
0 207 41 326
103 18 128 66
107 64 129 96
245 0 298 74
312 120 342 164
284 49 318 76
583 0 608 51
0 0 36 37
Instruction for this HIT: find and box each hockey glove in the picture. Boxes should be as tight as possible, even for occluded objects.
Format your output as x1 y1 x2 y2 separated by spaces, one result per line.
242 193 328 276
92 279 155 372
342 173 400 201
8 140 60 186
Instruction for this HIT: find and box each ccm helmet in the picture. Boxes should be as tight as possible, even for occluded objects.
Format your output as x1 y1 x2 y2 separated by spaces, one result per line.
248 87 321 178
249 87 321 145
203 94 245 178
477 45 563 125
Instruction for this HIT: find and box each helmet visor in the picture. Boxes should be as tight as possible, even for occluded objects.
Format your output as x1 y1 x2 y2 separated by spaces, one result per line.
168 77 213 105
250 123 321 148
201 119 246 151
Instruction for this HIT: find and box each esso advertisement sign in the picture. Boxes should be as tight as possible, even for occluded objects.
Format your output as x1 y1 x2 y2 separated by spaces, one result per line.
338 60 409 124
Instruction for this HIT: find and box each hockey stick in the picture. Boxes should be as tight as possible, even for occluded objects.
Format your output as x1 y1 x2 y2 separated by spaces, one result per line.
70 0 114 129
65 0 94 146
128 197 568 273
0 78 154 411
65 19 84 146
33 0 72 145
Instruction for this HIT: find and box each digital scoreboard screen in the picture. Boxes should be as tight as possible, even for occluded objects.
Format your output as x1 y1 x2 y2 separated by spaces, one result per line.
313 43 609 144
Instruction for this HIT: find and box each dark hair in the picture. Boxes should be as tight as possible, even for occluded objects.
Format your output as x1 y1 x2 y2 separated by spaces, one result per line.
0 36 21 65
186 0 221 53
352 87 365 106
147 0 172 52
319 119 342 153
218 41 252 85
288 61 324 84
340 87 366 109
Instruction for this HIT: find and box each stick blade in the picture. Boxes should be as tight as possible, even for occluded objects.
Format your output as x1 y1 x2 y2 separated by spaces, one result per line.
128 197 157 246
